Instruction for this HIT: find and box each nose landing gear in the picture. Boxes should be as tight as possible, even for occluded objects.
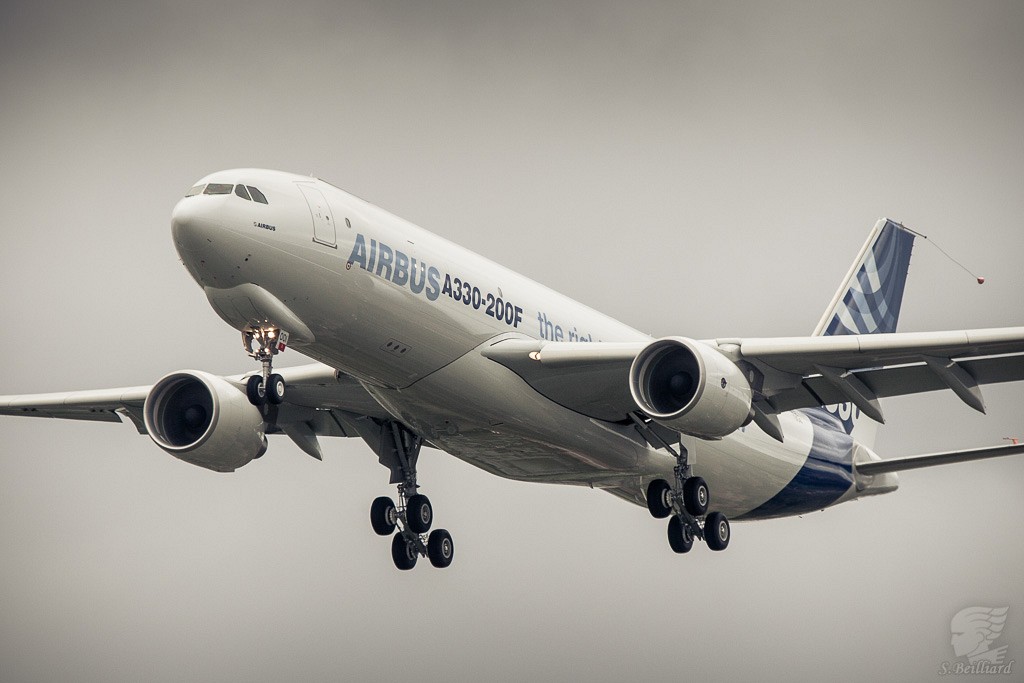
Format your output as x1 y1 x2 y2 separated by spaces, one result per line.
242 326 289 406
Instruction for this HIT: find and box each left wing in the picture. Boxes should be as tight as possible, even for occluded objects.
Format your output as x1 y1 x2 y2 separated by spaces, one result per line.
482 326 1024 426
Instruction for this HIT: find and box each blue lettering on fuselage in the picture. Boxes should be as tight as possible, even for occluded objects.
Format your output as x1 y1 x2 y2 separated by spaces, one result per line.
536 310 595 342
347 233 519 326
822 403 859 435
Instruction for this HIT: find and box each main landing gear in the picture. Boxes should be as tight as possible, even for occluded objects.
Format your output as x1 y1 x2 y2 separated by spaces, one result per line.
645 443 731 554
369 422 454 570
242 325 290 407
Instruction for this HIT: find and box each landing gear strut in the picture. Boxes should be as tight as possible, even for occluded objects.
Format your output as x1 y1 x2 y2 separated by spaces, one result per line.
368 422 453 570
637 422 730 554
242 326 289 406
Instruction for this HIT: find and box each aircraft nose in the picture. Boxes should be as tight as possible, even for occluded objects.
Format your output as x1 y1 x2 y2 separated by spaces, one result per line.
172 197 200 249
171 196 221 256
170 194 235 288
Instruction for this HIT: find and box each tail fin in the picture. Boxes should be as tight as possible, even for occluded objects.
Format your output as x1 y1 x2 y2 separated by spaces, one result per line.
812 219 916 446
813 219 916 337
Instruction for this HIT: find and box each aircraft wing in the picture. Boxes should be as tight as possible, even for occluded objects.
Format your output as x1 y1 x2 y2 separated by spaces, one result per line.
481 326 1024 427
0 386 152 428
0 363 391 450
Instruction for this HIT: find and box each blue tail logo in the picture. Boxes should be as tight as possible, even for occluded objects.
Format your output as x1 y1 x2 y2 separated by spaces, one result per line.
815 219 915 435
822 220 915 336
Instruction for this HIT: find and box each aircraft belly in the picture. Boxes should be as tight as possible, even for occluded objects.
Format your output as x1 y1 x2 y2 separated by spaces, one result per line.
361 348 648 486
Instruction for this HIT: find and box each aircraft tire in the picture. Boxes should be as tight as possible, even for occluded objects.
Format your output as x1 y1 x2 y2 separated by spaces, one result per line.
370 496 398 536
407 494 433 533
705 511 730 551
683 476 710 516
391 534 417 570
646 479 673 519
667 515 693 553
267 373 286 405
427 529 454 568
246 375 266 406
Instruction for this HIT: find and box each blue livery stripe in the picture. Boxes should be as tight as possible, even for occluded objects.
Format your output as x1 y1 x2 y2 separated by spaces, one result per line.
824 220 914 336
736 410 854 520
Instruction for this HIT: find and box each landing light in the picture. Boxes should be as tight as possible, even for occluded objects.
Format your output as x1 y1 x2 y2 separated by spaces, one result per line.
529 351 541 361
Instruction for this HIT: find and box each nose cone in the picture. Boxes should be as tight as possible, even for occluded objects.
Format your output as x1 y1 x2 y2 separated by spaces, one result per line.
171 197 217 257
171 195 237 288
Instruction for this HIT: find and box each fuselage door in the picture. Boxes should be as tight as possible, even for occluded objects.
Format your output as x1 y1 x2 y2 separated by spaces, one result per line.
298 184 337 248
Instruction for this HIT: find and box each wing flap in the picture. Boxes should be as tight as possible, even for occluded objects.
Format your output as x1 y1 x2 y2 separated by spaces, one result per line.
767 354 1024 412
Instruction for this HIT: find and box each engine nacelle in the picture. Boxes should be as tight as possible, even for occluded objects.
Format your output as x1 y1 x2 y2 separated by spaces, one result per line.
144 370 267 472
629 337 753 440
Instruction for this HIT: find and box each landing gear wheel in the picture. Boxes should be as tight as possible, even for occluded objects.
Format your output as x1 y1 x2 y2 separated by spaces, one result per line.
646 479 673 519
391 534 418 570
667 515 694 554
246 375 266 406
370 496 398 536
407 494 433 533
705 511 730 551
267 373 286 405
682 476 710 516
427 529 454 568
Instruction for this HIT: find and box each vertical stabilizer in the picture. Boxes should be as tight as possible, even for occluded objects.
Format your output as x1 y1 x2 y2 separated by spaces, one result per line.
811 219 916 447
813 219 915 337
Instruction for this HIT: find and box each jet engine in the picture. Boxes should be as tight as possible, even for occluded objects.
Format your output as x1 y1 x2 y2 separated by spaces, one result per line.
144 370 267 472
629 337 753 439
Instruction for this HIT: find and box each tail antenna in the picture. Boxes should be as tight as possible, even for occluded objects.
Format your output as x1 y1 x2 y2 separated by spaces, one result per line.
900 224 986 284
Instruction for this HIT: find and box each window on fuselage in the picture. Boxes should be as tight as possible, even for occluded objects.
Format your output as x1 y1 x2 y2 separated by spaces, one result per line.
247 186 268 204
204 183 234 195
234 184 252 200
185 184 206 197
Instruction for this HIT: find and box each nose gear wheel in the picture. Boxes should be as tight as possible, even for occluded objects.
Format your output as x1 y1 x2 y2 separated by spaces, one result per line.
241 326 289 407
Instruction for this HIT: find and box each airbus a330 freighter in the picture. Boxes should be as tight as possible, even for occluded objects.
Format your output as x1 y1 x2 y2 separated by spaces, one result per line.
4 169 1024 570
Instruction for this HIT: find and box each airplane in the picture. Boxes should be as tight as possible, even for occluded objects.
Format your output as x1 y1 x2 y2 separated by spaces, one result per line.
4 168 1024 570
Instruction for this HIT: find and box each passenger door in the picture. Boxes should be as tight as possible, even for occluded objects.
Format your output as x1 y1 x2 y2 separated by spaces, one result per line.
297 185 337 247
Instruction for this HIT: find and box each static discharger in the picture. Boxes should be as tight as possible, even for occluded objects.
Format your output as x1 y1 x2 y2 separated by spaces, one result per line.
901 225 986 284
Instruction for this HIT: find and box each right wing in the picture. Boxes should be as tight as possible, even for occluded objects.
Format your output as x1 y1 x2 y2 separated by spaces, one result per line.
0 363 393 459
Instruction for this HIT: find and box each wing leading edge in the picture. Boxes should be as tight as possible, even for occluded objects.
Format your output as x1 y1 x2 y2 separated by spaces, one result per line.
481 326 1024 425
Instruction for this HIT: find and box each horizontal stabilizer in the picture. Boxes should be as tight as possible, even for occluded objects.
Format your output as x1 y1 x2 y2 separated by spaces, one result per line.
856 442 1024 475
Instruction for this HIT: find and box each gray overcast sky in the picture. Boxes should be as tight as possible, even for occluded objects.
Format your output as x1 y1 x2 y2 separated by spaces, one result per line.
2 2 1023 681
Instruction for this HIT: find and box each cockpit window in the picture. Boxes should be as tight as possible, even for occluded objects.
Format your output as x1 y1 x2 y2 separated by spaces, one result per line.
247 186 269 204
204 183 234 195
185 184 206 197
234 184 252 200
